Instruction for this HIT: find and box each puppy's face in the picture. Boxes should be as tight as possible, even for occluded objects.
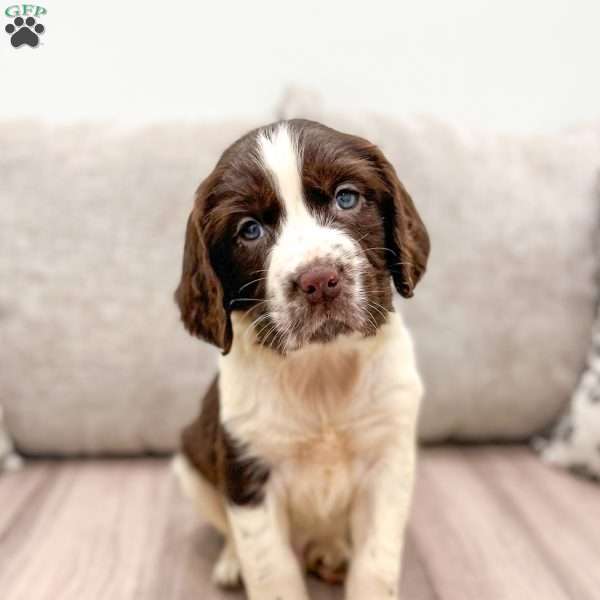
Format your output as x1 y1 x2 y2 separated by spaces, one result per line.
176 120 429 354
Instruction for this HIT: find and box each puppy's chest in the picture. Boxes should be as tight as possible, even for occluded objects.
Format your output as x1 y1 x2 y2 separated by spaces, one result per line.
289 423 362 505
256 401 384 468
258 407 391 523
222 340 403 520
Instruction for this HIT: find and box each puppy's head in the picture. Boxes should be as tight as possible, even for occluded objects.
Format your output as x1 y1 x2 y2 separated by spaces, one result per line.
176 120 429 354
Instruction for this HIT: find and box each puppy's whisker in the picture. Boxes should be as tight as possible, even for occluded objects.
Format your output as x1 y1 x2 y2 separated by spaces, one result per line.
243 309 271 340
246 311 270 330
261 324 279 348
242 303 268 322
363 247 397 256
243 300 267 313
365 308 378 332
264 321 284 347
244 300 271 337
273 324 291 353
229 297 261 308
367 301 387 320
369 299 389 312
256 318 278 341
238 277 267 293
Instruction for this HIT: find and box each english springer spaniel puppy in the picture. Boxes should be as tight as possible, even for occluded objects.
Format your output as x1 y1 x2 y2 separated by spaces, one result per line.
173 119 430 600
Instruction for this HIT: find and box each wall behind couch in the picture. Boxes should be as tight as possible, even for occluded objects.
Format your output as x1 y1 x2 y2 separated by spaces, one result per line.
1 0 599 133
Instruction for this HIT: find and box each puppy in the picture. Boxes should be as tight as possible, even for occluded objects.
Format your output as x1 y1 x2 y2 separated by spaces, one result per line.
173 119 430 600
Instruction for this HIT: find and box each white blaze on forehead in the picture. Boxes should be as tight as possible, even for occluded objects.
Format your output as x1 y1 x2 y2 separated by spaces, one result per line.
256 123 309 221
258 122 366 343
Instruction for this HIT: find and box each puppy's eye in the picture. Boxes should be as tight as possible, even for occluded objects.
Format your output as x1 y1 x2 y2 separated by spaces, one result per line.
335 188 360 210
238 218 264 241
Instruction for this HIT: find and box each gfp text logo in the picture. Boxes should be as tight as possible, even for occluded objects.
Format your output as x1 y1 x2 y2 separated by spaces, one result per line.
4 4 46 47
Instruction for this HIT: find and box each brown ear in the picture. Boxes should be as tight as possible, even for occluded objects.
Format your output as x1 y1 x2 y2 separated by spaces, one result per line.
175 207 232 354
375 149 430 297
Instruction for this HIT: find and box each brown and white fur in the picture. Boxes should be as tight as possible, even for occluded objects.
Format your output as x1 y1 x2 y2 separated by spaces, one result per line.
173 119 430 600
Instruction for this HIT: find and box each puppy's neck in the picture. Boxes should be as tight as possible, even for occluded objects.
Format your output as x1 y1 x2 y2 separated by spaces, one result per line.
224 312 395 407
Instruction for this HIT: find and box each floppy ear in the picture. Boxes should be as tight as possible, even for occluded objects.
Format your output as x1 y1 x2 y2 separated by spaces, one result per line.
374 149 430 298
175 203 233 354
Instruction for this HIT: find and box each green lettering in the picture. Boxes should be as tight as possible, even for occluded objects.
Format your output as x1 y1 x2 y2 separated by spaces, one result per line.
5 5 20 17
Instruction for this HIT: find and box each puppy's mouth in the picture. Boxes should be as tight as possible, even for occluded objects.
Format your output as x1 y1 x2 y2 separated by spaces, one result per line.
305 318 355 345
258 291 374 353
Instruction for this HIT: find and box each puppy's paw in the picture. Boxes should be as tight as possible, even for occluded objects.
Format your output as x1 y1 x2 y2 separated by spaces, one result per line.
346 566 399 600
304 539 349 585
212 543 242 589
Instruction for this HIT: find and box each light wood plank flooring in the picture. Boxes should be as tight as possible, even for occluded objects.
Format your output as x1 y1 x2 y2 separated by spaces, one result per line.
0 446 598 600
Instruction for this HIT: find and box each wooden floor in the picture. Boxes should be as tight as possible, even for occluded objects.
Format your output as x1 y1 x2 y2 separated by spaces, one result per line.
1 446 599 600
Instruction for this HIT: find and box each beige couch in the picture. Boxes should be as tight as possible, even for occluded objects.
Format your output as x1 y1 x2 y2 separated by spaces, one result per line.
1 99 599 599
2 112 599 453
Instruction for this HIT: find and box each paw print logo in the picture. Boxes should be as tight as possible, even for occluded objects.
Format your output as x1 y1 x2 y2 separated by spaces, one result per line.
5 16 45 48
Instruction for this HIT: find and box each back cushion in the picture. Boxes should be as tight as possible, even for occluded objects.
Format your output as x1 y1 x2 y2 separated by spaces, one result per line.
1 112 599 454
0 122 246 453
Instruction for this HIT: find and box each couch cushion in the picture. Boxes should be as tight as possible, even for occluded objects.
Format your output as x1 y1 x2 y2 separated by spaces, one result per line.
277 90 600 441
0 121 260 454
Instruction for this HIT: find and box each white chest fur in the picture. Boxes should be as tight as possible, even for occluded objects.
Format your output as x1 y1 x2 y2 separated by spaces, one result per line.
219 311 422 549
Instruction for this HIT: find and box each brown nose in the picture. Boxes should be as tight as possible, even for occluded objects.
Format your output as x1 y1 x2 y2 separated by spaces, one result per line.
298 267 341 304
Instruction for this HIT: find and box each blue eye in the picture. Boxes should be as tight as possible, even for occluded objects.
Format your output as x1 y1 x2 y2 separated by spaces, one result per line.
335 188 360 210
239 218 264 241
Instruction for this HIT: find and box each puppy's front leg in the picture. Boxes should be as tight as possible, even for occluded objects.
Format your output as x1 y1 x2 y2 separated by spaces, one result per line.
346 439 416 600
226 487 309 600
